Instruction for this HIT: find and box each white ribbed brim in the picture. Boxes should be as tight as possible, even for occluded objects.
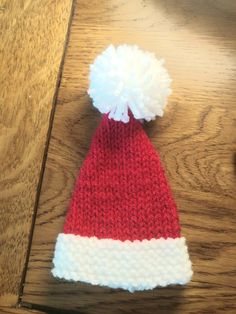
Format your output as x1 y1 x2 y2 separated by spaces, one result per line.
52 234 193 292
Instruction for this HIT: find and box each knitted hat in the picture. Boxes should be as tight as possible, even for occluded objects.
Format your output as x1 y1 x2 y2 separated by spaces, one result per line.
52 45 192 292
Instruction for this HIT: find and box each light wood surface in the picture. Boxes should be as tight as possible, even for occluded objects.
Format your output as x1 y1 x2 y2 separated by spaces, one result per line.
0 306 45 314
0 0 73 307
11 0 236 312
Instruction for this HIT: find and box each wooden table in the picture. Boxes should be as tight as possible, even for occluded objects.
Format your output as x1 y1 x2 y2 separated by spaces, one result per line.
1 1 236 313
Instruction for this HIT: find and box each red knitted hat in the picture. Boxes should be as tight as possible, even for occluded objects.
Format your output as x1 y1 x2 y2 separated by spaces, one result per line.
52 45 192 292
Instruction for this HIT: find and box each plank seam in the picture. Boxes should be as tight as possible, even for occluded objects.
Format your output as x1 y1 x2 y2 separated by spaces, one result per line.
17 0 76 308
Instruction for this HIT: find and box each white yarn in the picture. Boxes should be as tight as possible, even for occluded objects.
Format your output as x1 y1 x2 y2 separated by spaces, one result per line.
88 44 172 123
52 234 192 292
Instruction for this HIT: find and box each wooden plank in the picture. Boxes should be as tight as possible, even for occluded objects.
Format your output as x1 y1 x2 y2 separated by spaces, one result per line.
0 0 73 307
0 306 45 314
22 0 236 313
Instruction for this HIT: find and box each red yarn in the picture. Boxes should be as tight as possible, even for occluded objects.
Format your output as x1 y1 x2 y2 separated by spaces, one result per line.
64 114 181 241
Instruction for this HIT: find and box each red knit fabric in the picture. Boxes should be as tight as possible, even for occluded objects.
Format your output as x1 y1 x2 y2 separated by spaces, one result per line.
64 114 181 241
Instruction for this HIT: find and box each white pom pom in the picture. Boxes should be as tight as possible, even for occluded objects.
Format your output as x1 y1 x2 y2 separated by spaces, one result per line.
88 44 172 123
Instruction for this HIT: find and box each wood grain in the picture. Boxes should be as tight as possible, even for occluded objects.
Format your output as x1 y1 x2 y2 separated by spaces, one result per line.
0 0 73 307
22 0 236 313
0 306 45 314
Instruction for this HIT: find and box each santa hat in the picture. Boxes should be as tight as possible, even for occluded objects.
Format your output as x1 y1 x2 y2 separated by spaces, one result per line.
52 45 193 292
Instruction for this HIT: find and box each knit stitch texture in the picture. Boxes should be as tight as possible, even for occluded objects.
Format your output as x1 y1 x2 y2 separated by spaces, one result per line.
64 114 181 241
52 234 192 292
